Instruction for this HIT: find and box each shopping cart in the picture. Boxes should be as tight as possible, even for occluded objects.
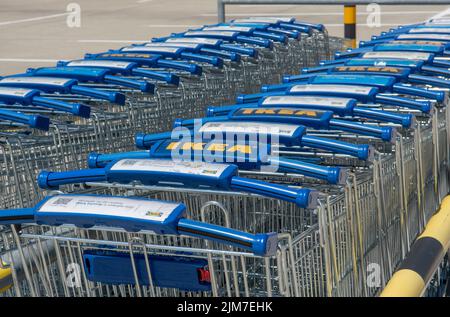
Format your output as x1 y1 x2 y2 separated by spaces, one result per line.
0 73 135 155
27 151 388 297
0 86 124 210
0 194 280 297
242 79 442 249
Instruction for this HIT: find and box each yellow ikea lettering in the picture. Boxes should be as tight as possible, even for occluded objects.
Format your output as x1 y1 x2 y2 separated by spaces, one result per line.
227 145 252 154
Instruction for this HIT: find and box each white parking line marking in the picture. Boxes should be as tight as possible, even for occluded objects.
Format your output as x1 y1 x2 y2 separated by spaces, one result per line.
0 12 69 27
77 40 147 43
0 58 59 63
201 11 441 17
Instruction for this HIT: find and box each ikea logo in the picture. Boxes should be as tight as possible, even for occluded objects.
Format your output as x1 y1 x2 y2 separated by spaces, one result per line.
335 66 401 73
166 142 253 154
236 108 319 117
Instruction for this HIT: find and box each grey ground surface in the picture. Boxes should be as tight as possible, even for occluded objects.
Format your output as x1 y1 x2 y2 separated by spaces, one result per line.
0 0 448 75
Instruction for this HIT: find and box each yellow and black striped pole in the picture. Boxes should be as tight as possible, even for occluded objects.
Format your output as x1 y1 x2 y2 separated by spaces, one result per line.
344 5 357 49
380 196 450 297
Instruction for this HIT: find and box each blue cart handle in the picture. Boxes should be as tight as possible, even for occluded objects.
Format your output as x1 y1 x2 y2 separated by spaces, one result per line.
200 48 240 62
103 75 154 93
88 151 150 168
273 157 347 184
206 104 259 117
359 39 391 47
131 68 180 86
0 88 91 118
392 83 445 102
252 30 287 43
70 86 126 105
38 169 107 189
38 165 316 209
135 131 184 149
407 74 450 90
32 97 91 118
260 83 293 93
87 149 345 185
229 176 317 209
420 65 450 78
300 135 373 161
329 119 395 143
319 59 351 66
0 108 50 131
431 59 450 68
291 21 323 32
282 73 322 83
176 218 277 256
301 65 334 74
352 107 415 128
219 44 258 58
156 60 202 75
267 27 301 39
375 94 432 113
209 100 414 128
180 52 223 68
236 35 273 49
0 197 277 256
279 23 312 34
236 92 281 104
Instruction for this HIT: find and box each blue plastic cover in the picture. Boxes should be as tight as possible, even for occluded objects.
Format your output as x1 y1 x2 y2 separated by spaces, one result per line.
330 65 410 80
309 74 397 91
83 249 211 291
104 159 239 190
228 106 333 129
286 84 379 103
27 67 109 82
33 194 186 234
0 76 77 93
85 52 161 66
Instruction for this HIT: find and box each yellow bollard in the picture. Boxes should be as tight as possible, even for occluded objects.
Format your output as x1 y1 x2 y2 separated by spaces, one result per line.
344 5 357 49
380 195 450 297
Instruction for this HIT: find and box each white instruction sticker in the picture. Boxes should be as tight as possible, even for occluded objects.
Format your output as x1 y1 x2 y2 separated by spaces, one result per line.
0 87 34 98
290 84 373 95
233 18 277 24
199 121 299 137
145 42 200 49
362 51 432 61
184 31 237 37
409 28 450 34
0 76 73 86
165 38 221 45
122 46 180 53
397 33 450 41
66 60 134 69
427 19 450 25
203 26 253 33
38 195 180 222
261 95 352 108
110 159 229 178
249 16 293 22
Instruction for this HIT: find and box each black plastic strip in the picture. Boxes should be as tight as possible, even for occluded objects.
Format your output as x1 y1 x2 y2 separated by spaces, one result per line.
398 237 444 282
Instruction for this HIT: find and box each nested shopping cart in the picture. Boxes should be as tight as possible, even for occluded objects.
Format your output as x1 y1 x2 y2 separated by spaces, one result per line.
0 153 384 297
